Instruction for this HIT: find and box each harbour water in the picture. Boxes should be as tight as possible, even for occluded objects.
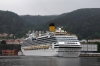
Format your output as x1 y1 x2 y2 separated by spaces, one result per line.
0 56 100 66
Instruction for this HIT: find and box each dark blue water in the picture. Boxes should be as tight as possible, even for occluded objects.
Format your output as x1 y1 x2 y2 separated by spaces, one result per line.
0 56 100 66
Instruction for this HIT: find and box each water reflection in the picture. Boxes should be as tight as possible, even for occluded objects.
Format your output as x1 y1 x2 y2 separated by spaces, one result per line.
0 56 100 66
55 57 80 66
80 57 100 66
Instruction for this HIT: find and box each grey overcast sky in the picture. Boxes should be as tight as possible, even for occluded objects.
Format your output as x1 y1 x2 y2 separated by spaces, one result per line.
0 0 100 15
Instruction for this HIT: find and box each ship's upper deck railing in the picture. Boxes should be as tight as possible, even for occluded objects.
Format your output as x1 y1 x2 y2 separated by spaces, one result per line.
54 32 76 36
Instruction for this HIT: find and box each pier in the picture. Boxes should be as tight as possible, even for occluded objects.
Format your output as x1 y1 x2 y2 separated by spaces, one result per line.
80 53 100 57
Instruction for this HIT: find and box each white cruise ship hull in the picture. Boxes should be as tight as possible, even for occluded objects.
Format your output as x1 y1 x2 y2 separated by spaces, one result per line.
21 48 81 57
21 48 58 56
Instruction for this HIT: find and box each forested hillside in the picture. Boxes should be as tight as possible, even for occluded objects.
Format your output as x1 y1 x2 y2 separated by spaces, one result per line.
0 8 100 39
20 15 58 25
44 8 100 39
0 10 35 38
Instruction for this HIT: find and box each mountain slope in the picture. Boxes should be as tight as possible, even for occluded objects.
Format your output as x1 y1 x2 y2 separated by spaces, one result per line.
0 11 23 32
1 8 100 39
0 10 27 38
44 8 100 39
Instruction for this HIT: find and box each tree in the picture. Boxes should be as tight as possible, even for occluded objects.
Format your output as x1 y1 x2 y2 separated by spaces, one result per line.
1 40 6 44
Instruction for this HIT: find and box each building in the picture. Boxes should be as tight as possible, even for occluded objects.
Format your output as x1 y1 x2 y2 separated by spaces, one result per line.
81 43 98 53
5 39 22 44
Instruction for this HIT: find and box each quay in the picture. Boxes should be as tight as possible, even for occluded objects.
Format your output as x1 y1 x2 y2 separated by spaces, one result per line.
80 53 100 57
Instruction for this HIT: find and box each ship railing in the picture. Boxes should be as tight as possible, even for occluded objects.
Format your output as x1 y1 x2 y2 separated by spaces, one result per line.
54 33 76 36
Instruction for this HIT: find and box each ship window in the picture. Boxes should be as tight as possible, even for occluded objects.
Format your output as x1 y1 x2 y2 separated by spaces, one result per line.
32 38 36 40
55 37 78 42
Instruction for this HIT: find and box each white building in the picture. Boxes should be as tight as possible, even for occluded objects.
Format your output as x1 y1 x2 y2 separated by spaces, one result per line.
81 44 98 52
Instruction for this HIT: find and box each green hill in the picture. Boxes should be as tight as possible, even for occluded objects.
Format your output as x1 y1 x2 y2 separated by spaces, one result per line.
0 10 24 37
20 15 58 25
0 10 34 38
45 8 100 39
1 8 100 39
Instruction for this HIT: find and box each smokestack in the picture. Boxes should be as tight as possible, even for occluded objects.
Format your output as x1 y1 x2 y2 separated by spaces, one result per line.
49 23 55 32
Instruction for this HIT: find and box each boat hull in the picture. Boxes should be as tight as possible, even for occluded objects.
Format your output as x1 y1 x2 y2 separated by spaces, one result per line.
21 48 81 57
21 48 58 56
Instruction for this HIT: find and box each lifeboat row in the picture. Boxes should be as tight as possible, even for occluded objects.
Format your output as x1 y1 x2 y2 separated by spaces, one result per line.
24 45 49 50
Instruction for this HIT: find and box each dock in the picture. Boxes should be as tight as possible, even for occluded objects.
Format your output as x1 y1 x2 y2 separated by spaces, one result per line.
80 53 100 57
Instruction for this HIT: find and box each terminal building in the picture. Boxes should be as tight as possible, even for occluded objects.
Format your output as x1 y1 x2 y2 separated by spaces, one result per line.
81 43 98 53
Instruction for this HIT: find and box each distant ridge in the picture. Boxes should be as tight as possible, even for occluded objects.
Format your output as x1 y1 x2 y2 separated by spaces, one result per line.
20 15 58 25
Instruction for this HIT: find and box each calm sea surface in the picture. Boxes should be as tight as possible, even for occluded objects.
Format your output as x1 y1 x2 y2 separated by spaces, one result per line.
0 56 100 66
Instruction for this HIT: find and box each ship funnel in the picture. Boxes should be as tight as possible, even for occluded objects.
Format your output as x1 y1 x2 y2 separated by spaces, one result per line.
49 23 55 32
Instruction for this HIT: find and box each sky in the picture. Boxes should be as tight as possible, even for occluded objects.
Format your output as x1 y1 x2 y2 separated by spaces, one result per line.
0 0 100 15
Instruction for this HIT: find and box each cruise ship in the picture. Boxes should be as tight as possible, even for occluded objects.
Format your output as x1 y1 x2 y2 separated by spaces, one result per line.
21 23 81 57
